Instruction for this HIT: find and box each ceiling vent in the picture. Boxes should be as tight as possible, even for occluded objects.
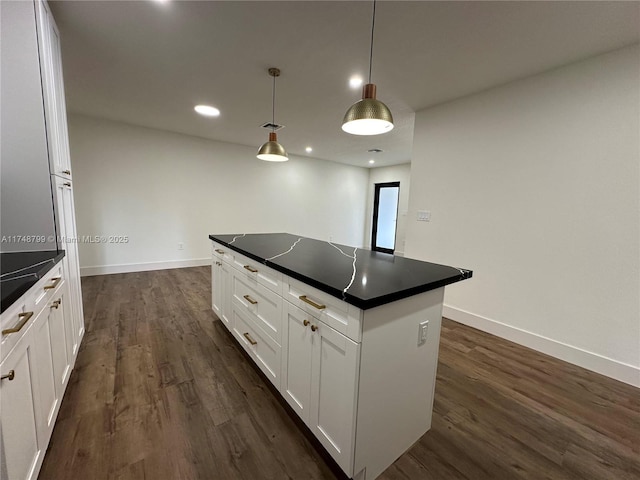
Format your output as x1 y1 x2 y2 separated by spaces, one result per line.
261 122 284 131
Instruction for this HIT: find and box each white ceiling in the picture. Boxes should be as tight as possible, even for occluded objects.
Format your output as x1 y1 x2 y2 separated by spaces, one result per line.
50 0 639 168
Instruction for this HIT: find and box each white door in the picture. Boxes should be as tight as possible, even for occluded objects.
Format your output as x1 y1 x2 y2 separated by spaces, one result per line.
0 331 41 480
48 287 72 396
309 320 360 475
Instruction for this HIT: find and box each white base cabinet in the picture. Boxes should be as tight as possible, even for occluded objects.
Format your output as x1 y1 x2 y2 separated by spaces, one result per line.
211 241 445 480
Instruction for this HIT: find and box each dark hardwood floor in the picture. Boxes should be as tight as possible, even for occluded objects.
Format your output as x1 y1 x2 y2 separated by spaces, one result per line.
39 267 640 480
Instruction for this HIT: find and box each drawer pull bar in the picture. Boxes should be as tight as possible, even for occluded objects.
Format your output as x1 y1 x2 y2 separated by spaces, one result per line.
2 311 34 335
299 295 326 310
62 169 71 175
1 370 15 381
51 299 61 309
215 249 225 254
311 324 318 332
243 332 258 346
63 182 71 187
215 261 222 266
44 277 62 290
243 265 258 273
303 319 310 327
243 295 258 305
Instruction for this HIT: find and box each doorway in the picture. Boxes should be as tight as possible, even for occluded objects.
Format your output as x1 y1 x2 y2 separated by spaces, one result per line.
371 182 400 254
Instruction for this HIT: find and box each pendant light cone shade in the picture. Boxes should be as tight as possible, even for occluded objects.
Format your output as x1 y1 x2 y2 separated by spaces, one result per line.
257 132 288 162
342 0 394 136
342 83 393 135
257 67 288 162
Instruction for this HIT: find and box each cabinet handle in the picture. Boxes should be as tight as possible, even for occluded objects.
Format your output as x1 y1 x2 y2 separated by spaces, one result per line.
243 332 258 346
311 324 318 332
299 295 326 310
63 182 71 187
0 370 15 381
44 277 62 290
62 169 71 175
215 261 222 266
243 294 258 305
215 249 225 254
2 311 33 335
303 319 310 327
51 299 61 309
243 265 258 273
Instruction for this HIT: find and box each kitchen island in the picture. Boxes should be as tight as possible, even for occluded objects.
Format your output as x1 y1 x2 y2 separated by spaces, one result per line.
209 233 472 480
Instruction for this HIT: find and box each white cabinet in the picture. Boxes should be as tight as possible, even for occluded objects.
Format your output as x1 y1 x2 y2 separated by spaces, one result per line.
282 302 359 474
212 244 232 329
0 329 41 480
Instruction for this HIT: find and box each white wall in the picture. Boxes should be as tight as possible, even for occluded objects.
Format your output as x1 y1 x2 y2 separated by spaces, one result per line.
405 45 640 386
68 114 369 275
363 164 411 255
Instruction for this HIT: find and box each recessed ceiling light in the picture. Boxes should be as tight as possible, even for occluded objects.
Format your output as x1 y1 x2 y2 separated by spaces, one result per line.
349 75 363 89
369 159 375 164
305 147 313 153
194 105 220 117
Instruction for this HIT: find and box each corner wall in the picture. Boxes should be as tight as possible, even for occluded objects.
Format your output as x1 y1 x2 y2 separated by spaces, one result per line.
405 45 640 386
68 114 369 275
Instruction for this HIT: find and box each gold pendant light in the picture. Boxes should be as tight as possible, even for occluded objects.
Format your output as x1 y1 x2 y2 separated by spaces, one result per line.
257 67 288 162
342 0 394 136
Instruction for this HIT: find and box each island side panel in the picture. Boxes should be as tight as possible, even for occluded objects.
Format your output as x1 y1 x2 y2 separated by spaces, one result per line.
353 288 444 480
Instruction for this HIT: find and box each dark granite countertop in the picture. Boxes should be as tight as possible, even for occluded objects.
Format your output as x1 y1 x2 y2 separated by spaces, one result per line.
208 233 472 310
1 250 65 313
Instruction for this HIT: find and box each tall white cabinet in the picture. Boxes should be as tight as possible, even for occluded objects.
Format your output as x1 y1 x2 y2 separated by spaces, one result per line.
36 0 85 353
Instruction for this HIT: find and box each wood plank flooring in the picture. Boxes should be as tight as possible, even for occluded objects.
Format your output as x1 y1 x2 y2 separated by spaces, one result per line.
39 266 640 480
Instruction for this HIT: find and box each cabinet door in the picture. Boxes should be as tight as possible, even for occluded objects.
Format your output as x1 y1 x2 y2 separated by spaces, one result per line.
309 320 359 475
220 261 232 328
0 330 42 480
212 258 222 317
281 302 314 423
48 286 72 396
53 176 84 355
35 0 72 179
30 307 59 448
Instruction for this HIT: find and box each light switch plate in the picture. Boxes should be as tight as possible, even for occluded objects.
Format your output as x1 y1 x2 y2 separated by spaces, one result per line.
417 210 431 222
418 320 429 346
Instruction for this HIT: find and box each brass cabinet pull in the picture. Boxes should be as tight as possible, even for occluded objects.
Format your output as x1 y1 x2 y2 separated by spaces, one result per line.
44 277 62 290
243 295 258 305
299 295 326 310
215 261 222 266
311 324 318 332
62 169 71 175
243 265 258 273
2 311 34 335
303 319 310 327
215 249 225 254
1 370 15 381
243 332 257 346
51 299 61 309
63 182 71 187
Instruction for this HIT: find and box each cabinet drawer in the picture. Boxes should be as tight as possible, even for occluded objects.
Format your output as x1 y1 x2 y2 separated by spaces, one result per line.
285 277 362 343
1 264 64 363
211 241 235 265
232 307 281 389
231 270 282 345
232 251 283 295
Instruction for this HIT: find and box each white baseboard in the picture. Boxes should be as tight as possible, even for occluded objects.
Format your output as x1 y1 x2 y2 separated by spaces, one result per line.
442 305 640 388
80 258 211 277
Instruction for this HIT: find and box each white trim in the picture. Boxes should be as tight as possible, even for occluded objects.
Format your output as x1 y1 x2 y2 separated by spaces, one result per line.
80 258 211 277
443 305 640 388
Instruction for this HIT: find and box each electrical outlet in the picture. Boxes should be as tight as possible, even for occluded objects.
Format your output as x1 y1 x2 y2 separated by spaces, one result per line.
417 210 431 222
178 242 184 250
418 320 429 346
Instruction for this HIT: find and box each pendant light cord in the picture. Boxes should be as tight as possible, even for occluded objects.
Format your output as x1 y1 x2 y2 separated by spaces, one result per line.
368 0 377 84
272 73 276 131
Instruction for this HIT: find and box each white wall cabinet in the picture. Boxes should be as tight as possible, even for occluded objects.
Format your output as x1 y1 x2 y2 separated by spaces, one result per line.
211 240 446 480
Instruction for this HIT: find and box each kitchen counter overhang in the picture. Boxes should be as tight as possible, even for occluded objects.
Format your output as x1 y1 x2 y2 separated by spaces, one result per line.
208 233 472 310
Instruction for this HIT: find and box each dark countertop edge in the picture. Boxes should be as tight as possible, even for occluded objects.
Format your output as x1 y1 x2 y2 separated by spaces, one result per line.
1 250 66 314
209 235 472 311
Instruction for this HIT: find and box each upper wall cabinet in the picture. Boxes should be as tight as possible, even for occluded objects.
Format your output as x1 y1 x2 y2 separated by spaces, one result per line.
35 0 72 180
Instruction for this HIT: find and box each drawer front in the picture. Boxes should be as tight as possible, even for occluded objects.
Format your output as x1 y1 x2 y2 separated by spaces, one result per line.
231 269 282 344
232 307 281 389
211 241 235 265
232 251 283 295
285 277 362 342
1 264 65 363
